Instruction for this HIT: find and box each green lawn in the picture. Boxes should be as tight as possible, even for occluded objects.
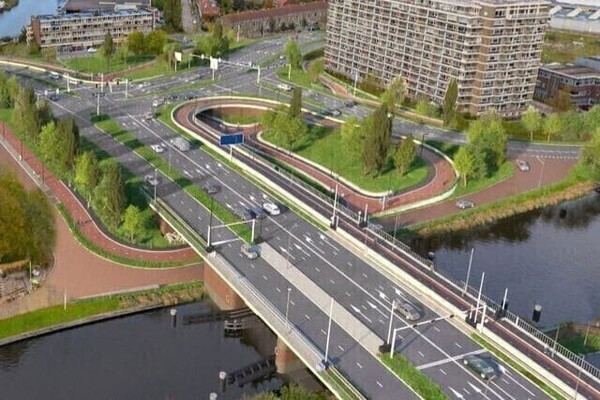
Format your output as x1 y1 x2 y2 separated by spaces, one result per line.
276 67 326 92
0 281 204 341
262 128 429 193
542 30 600 64
218 114 261 125
559 331 600 355
380 354 448 400
61 54 155 74
454 162 514 198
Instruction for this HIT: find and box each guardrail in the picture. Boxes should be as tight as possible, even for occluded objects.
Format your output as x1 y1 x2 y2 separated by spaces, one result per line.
151 196 365 399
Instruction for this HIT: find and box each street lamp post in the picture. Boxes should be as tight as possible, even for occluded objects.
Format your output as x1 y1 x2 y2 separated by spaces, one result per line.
153 168 158 201
352 70 359 96
285 287 292 328
537 157 545 189
382 299 396 352
420 132 428 157
206 196 215 252
322 297 334 368
463 248 475 296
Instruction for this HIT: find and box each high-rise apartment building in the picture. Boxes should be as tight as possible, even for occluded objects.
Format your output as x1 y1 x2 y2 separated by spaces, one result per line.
326 0 551 117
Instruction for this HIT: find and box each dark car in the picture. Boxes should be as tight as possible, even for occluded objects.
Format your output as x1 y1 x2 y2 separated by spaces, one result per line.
202 184 219 195
343 100 356 108
249 206 266 220
463 355 497 380
234 207 253 221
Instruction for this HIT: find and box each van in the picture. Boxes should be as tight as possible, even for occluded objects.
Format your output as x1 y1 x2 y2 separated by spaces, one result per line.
277 83 292 91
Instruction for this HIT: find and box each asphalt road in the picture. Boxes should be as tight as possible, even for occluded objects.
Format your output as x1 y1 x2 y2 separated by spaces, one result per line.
2 35 586 398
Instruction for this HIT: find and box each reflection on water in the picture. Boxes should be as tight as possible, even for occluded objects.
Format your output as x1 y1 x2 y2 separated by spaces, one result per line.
0 302 285 400
410 194 600 326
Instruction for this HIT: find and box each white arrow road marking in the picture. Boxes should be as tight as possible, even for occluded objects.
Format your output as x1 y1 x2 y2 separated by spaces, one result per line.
468 382 481 394
366 301 378 310
318 233 340 251
293 243 311 256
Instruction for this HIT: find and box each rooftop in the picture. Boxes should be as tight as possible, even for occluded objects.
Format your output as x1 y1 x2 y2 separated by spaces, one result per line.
541 63 600 78
223 1 326 24
550 5 600 21
33 7 153 21
64 0 150 12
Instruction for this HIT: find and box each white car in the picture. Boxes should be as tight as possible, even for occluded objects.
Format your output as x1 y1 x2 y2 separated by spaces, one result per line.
150 144 165 153
262 201 281 216
277 83 292 91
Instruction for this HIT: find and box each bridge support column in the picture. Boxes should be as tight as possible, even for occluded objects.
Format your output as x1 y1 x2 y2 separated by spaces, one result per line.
204 266 245 310
275 337 303 375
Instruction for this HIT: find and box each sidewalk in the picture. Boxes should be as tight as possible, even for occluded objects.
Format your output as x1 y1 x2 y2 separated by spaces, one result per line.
0 122 198 264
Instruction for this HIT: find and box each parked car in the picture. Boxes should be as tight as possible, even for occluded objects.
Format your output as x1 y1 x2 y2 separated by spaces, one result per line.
516 159 530 172
203 184 220 195
150 144 165 153
463 355 497 380
395 301 421 321
262 201 281 216
456 199 475 209
241 244 259 260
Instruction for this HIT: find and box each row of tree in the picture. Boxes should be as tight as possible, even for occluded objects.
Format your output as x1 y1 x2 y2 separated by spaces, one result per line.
126 30 168 57
0 170 55 264
521 104 600 143
195 20 230 58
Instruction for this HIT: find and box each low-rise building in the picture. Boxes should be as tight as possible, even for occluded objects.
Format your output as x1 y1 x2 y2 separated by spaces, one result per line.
197 0 220 21
535 57 600 109
549 4 600 34
222 1 326 38
64 0 151 13
27 7 157 51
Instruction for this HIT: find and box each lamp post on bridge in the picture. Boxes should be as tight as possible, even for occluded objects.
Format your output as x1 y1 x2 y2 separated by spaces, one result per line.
206 195 215 253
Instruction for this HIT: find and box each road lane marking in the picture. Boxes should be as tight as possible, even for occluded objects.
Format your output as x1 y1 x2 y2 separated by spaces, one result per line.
416 349 487 370
356 362 363 369
376 381 383 388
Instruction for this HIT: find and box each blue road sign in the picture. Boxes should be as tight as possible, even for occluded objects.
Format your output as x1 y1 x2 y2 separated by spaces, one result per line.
219 133 244 146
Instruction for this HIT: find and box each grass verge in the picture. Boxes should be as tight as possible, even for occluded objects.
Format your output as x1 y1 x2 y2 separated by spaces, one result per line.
262 128 429 193
380 353 448 399
92 114 253 243
0 281 204 342
60 54 155 74
559 329 600 355
471 334 564 400
57 203 198 268
454 162 514 198
542 29 600 64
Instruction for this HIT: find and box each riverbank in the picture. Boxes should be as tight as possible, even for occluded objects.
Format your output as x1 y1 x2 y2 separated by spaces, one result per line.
400 175 597 238
0 281 204 347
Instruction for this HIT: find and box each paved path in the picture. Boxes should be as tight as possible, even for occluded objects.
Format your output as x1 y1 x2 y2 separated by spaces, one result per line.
0 144 203 318
0 122 198 264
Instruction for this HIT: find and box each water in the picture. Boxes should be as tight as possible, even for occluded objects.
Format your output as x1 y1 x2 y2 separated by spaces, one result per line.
410 194 600 327
0 0 57 38
0 302 286 399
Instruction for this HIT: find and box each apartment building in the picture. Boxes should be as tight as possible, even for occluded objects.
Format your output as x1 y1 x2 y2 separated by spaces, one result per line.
222 1 327 38
325 0 551 117
535 57 600 109
27 8 156 51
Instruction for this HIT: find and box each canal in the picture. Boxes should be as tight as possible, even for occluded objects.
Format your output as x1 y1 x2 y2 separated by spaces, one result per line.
0 0 57 38
0 301 312 399
410 193 600 327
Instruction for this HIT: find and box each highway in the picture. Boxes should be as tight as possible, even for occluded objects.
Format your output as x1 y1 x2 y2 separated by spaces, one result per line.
3 35 593 398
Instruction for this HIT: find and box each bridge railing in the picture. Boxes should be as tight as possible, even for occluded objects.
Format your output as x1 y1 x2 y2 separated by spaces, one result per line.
191 107 600 384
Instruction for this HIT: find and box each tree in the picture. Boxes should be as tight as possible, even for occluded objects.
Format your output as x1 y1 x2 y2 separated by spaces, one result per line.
359 73 383 96
467 111 507 174
268 17 276 33
74 152 99 202
362 105 393 175
146 30 167 55
283 116 308 149
560 110 585 141
264 0 273 8
380 75 406 112
0 71 10 108
543 113 563 142
415 98 438 117
454 146 476 187
39 121 67 178
521 106 543 142
101 32 115 70
307 59 324 84
57 116 79 170
14 85 40 141
284 38 302 69
289 87 302 118
36 99 54 127
0 184 28 263
127 30 146 56
212 19 230 56
24 189 55 264
550 90 572 112
163 0 182 32
393 136 416 176
583 105 600 139
442 78 458 126
581 128 600 176
122 205 144 243
94 161 125 230
340 116 362 155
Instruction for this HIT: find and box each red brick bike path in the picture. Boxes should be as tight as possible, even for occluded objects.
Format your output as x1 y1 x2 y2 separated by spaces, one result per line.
0 122 198 264
178 101 457 215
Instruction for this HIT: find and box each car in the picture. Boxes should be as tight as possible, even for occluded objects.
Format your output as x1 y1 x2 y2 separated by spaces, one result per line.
262 201 281 216
202 184 219 195
595 186 600 194
343 100 356 108
330 109 342 117
87 47 97 53
150 144 165 153
277 83 292 91
144 174 160 186
143 112 154 120
241 244 259 260
516 159 530 172
234 207 253 221
48 93 59 101
320 108 333 117
48 72 61 80
249 206 266 220
463 355 497 380
395 301 421 321
456 199 475 209
152 99 163 108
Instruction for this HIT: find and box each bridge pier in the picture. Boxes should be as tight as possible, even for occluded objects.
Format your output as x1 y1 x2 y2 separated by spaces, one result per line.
275 337 304 375
204 266 245 310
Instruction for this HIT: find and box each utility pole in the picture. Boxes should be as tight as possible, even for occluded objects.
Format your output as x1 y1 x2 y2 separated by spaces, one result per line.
324 297 334 366
463 248 475 296
285 287 292 328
